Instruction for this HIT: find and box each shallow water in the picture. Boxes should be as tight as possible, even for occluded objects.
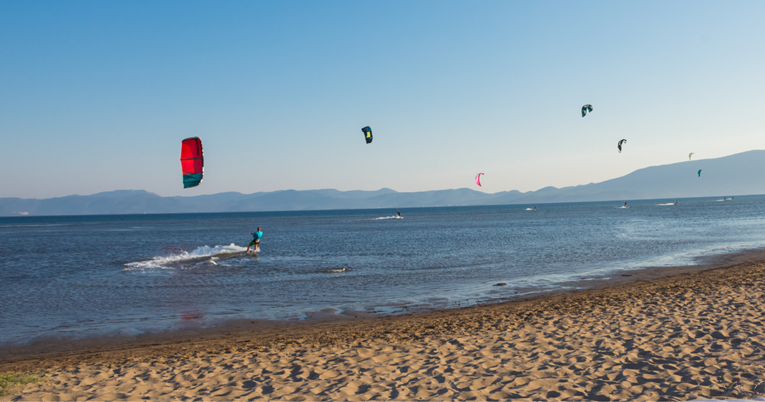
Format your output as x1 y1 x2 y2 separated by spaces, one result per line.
1 195 763 345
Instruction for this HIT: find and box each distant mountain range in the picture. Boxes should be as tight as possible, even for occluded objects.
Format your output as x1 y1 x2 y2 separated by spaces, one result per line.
3 150 764 216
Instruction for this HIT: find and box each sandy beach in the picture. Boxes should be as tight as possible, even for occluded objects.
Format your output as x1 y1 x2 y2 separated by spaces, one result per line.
2 258 765 401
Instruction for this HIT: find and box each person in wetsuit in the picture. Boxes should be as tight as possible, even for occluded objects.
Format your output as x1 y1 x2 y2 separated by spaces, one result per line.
247 227 263 254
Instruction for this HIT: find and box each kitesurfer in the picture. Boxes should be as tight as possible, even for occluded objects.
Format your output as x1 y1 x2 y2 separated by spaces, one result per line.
247 227 263 253
397 210 402 218
675 201 679 205
624 201 628 208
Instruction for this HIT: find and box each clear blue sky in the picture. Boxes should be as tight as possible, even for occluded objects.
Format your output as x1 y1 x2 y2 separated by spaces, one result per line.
2 1 764 198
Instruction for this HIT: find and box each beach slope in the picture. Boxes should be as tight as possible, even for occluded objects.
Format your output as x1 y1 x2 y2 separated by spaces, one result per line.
3 261 765 401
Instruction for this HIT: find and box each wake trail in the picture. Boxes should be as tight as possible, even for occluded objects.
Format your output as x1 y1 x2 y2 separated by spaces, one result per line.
124 243 246 270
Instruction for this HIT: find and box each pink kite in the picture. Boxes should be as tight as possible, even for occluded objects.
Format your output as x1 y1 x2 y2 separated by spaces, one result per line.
475 173 484 187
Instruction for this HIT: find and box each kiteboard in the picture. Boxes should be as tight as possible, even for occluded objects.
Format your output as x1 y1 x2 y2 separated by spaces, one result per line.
324 267 348 273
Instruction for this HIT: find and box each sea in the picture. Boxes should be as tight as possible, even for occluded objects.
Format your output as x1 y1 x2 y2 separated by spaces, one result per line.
1 195 764 346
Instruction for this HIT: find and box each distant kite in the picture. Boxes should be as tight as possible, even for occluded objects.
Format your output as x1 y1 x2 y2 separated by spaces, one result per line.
361 126 373 144
475 173 484 187
180 137 204 188
698 169 702 177
582 104 593 117
689 152 694 161
617 139 627 153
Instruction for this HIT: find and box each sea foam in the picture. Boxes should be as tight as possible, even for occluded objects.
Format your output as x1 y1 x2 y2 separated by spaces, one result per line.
124 243 246 270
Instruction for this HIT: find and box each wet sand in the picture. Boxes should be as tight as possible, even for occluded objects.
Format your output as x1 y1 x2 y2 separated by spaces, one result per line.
3 257 765 400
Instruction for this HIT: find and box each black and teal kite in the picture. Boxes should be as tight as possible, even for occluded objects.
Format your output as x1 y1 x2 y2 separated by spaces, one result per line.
617 139 627 153
361 126 373 144
582 104 593 117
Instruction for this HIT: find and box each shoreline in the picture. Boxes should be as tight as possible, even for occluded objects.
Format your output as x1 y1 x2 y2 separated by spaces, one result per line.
8 245 763 363
3 252 765 399
2 248 762 370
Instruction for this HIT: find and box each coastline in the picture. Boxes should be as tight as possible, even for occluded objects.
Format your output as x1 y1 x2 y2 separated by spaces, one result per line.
3 250 765 399
0 251 734 369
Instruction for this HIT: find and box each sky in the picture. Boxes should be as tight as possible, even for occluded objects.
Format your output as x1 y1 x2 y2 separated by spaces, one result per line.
1 1 764 199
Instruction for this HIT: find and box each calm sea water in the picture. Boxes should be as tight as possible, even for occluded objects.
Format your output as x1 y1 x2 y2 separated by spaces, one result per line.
2 196 765 345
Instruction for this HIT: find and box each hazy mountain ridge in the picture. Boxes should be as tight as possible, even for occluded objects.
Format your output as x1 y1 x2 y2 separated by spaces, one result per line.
2 151 763 216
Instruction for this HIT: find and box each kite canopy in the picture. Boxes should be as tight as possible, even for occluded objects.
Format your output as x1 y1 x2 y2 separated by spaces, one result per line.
180 137 204 188
698 169 702 177
689 152 694 161
475 173 484 187
617 139 627 153
361 126 373 144
581 104 593 117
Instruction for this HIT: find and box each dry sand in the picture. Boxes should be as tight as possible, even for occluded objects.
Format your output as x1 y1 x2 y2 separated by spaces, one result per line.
3 260 765 401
